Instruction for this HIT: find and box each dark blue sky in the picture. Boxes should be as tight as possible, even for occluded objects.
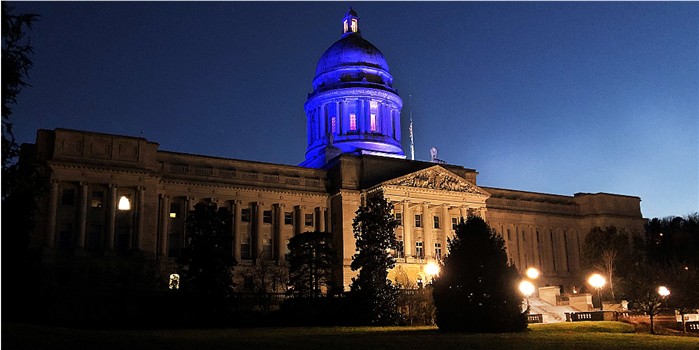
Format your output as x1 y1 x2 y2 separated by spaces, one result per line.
9 2 698 219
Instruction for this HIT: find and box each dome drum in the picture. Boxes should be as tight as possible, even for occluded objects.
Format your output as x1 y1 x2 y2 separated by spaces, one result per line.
301 9 405 169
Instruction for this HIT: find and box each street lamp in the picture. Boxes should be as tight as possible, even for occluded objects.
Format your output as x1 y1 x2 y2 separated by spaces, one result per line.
588 273 606 310
658 286 670 297
425 261 440 285
526 267 540 280
519 280 535 313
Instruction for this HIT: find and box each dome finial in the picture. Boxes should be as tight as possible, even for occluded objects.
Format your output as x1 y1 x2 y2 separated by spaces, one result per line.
342 7 360 35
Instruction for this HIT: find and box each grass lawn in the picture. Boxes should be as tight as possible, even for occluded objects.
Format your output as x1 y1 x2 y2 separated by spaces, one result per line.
3 321 698 350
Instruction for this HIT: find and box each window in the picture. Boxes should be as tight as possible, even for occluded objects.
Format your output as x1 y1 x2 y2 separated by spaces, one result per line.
90 191 104 208
169 274 180 290
415 241 424 259
61 189 75 205
343 20 348 33
349 113 357 131
536 230 540 242
118 196 131 211
58 223 73 249
522 231 526 241
433 216 440 229
263 210 272 224
370 101 378 132
395 213 402 225
243 275 254 291
169 203 180 218
87 224 102 250
507 229 511 241
241 208 250 222
395 240 404 258
435 243 442 260
284 212 293 225
331 117 337 134
351 18 357 32
305 213 314 227
415 214 422 228
241 237 251 260
262 238 273 260
452 217 458 230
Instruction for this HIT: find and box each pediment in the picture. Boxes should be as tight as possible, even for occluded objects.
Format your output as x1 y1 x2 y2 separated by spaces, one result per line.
381 165 489 196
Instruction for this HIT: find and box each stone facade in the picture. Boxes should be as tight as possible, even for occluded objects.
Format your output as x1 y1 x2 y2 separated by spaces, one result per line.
29 128 645 295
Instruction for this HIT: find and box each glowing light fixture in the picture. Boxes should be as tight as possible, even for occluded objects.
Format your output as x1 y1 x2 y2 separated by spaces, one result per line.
588 273 606 289
526 267 540 279
519 280 535 297
588 273 606 310
118 196 131 211
658 286 670 297
169 212 177 218
425 261 440 277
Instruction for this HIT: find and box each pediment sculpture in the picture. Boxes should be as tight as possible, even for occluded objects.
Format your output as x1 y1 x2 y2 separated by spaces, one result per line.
389 168 485 195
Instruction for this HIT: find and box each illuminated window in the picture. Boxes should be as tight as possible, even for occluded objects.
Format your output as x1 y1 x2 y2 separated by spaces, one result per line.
370 101 378 132
433 216 440 229
343 20 348 33
90 191 104 208
118 196 131 211
169 274 180 290
351 19 357 32
395 213 402 225
349 113 357 131
169 203 180 218
331 117 337 133
435 243 442 260
415 241 424 259
415 214 422 228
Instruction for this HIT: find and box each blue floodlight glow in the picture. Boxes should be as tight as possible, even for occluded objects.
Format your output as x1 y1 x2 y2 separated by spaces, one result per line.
301 8 405 168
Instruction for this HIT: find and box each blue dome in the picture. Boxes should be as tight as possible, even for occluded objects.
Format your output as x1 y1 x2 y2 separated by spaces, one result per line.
314 34 390 78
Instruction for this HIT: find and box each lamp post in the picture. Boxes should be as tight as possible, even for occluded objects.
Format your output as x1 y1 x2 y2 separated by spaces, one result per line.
588 273 606 311
519 280 535 314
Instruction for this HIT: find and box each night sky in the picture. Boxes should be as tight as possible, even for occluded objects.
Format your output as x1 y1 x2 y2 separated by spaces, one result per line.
9 2 698 219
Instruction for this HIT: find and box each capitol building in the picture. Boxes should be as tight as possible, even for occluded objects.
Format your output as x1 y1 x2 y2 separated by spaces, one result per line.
29 9 645 297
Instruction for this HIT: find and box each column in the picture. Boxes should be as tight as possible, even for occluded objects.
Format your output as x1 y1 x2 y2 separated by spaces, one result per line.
254 201 264 261
159 194 170 256
77 182 88 248
136 186 145 250
319 207 327 232
274 203 284 261
422 202 432 259
459 206 468 220
402 200 413 258
233 200 242 262
107 185 117 249
46 180 59 248
335 102 341 135
441 204 450 253
295 205 305 235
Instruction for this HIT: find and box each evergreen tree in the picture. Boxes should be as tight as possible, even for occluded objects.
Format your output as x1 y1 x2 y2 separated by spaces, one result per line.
287 231 335 298
178 202 236 299
349 193 401 325
432 216 527 332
